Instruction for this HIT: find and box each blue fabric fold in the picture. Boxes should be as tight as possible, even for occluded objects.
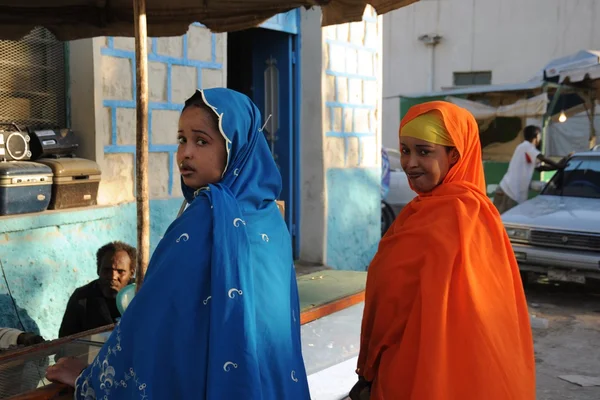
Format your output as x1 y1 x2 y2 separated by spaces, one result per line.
75 88 310 399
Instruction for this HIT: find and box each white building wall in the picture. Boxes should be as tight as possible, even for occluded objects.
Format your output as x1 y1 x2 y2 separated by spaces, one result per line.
382 0 600 149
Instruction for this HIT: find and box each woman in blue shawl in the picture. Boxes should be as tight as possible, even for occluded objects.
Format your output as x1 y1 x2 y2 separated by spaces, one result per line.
47 88 310 400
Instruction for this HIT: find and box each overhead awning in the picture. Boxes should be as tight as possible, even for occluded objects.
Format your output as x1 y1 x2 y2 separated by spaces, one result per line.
542 50 600 79
0 0 419 40
399 79 546 99
559 63 600 84
446 93 548 120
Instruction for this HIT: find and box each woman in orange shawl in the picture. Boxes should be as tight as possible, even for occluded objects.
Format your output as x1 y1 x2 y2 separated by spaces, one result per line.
352 102 535 400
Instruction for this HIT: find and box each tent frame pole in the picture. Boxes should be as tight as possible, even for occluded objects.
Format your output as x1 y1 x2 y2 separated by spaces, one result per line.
133 0 150 291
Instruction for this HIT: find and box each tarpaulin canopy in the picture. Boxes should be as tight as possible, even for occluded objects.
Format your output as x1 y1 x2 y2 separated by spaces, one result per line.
446 93 548 120
542 50 600 79
0 0 418 40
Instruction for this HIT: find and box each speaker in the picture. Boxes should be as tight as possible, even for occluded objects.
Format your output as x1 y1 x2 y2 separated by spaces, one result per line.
0 123 31 162
28 128 79 160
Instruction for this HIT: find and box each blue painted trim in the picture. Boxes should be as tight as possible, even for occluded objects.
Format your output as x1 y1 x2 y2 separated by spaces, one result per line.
211 34 217 63
325 132 375 138
182 35 188 60
191 22 204 27
326 101 376 110
166 63 173 103
107 37 114 48
325 39 377 53
325 70 376 81
151 38 158 54
103 100 183 111
104 144 178 153
147 110 153 144
111 106 117 145
100 47 222 70
259 9 299 34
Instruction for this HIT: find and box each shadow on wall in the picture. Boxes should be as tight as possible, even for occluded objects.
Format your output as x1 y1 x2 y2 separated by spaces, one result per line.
326 168 381 271
0 293 41 335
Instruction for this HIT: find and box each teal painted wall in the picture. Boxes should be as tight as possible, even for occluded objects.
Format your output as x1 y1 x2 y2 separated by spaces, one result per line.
326 168 380 271
0 198 183 340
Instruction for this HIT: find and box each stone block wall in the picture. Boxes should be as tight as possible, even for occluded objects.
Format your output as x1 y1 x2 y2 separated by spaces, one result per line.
323 8 381 169
322 8 383 270
98 24 226 205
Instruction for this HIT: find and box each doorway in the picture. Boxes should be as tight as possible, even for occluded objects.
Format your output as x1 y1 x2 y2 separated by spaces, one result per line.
227 27 300 257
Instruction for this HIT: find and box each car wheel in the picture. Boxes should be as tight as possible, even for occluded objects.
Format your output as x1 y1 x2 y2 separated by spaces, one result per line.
381 201 395 237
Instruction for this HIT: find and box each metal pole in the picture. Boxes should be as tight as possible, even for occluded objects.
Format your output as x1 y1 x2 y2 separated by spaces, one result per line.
133 0 149 292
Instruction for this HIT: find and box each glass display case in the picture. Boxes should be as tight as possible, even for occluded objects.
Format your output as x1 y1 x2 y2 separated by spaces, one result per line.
0 326 113 400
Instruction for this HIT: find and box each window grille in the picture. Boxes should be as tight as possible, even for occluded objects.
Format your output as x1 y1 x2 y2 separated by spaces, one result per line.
0 27 67 130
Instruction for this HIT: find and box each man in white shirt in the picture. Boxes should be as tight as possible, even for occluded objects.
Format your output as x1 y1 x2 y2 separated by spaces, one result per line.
494 125 566 214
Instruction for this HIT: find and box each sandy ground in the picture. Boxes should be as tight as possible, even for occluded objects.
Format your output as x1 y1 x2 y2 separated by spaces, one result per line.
527 283 600 400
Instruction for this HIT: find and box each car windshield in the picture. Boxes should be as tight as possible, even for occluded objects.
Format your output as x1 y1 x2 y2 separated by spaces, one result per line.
542 156 600 199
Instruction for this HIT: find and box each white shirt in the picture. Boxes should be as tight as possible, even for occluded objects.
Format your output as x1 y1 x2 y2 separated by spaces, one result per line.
499 140 541 204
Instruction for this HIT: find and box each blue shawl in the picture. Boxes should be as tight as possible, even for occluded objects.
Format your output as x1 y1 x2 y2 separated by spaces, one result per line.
75 88 310 399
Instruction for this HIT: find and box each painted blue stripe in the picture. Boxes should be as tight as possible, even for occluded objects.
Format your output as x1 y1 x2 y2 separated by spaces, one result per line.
131 53 137 101
107 37 114 49
325 39 377 53
325 131 375 138
325 70 376 81
326 102 376 110
166 64 173 103
192 22 204 27
182 34 188 60
104 144 178 153
103 100 184 111
147 110 153 144
211 34 216 63
100 47 223 70
111 106 117 145
168 152 174 196
151 38 158 54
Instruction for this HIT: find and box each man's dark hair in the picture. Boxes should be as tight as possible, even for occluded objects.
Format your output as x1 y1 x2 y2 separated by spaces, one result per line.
524 125 541 142
96 241 137 275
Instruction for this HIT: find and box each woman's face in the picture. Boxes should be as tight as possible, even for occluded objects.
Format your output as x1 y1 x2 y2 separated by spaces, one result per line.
177 106 227 189
400 136 459 193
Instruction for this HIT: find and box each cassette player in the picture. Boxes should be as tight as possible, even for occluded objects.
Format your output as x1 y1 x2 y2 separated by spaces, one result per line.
0 123 31 162
28 128 79 160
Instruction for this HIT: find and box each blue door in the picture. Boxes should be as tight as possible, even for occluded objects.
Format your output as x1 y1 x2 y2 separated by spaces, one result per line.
251 28 299 255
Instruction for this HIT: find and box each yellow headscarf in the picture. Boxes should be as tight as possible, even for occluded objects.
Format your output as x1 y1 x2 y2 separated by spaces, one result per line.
399 111 454 147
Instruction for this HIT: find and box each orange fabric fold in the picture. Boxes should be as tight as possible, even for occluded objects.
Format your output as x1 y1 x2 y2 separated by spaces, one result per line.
357 101 535 399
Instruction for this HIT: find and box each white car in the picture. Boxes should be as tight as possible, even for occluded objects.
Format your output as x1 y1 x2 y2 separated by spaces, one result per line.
382 148 417 235
502 148 600 285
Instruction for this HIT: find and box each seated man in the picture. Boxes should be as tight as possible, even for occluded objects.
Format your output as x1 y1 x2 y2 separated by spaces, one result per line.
59 241 136 338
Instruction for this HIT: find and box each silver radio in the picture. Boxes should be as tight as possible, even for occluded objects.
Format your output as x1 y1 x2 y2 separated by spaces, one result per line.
0 123 31 162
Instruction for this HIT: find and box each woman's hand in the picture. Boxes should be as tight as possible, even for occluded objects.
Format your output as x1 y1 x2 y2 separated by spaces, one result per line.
45 357 88 388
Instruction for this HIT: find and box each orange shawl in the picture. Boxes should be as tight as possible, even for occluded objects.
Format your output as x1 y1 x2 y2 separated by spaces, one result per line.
357 102 535 399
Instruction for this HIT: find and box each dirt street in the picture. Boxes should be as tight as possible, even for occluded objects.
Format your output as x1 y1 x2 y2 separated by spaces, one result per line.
527 283 600 400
